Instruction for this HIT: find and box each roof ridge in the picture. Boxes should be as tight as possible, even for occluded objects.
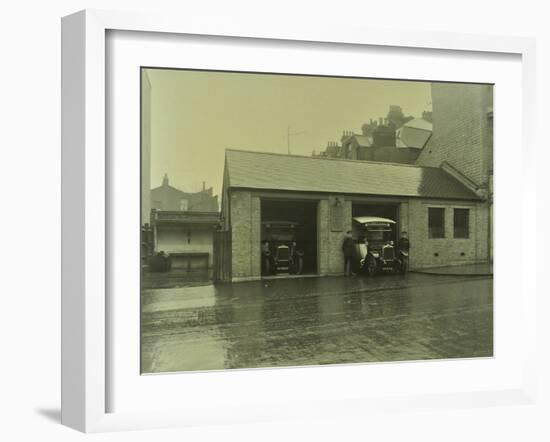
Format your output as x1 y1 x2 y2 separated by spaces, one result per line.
225 148 442 170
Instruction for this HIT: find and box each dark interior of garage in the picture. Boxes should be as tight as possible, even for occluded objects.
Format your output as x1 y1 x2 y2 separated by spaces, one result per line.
261 199 318 275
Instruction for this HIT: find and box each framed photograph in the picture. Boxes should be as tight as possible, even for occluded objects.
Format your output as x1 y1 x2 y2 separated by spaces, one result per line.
61 9 537 432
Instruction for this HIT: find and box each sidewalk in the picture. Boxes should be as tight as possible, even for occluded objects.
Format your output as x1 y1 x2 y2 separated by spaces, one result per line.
411 262 493 276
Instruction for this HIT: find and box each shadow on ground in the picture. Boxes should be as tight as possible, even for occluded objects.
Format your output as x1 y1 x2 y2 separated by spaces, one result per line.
35 408 61 423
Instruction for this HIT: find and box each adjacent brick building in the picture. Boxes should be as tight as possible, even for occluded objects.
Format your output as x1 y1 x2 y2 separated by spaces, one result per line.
415 83 493 260
416 83 492 187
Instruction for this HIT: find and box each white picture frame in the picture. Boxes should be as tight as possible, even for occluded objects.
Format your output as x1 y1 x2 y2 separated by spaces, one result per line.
61 9 537 433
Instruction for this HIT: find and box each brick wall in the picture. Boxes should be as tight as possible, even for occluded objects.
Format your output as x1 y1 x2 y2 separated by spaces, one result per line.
327 198 352 275
228 191 262 281
416 83 492 188
250 196 262 277
318 198 352 275
229 191 354 280
402 199 489 269
317 199 329 274
227 189 489 279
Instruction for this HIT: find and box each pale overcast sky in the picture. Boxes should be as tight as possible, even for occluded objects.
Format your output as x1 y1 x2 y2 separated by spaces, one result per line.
144 69 432 198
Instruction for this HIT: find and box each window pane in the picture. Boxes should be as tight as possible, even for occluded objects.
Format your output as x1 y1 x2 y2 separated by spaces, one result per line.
454 208 470 238
428 208 445 238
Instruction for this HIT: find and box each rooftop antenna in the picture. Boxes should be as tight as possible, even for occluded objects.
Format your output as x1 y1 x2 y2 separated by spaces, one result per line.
287 125 306 155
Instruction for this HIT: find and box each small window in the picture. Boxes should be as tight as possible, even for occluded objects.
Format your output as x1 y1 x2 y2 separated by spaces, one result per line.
180 198 189 211
428 208 445 238
454 208 470 239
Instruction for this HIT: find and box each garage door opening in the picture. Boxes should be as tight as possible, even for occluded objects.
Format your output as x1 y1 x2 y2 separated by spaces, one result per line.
261 199 318 276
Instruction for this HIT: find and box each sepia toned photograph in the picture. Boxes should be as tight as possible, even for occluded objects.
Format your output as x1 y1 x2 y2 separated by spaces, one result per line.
140 68 493 374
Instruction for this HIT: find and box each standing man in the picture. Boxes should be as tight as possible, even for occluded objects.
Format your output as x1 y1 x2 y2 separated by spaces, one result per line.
398 230 410 273
398 231 410 253
261 240 272 275
342 230 355 276
293 242 304 275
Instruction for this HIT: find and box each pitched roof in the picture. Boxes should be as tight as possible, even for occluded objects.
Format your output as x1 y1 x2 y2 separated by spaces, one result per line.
225 149 481 200
396 126 432 149
396 118 432 149
401 118 432 131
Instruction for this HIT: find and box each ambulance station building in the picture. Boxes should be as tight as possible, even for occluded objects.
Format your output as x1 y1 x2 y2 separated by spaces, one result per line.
220 149 489 282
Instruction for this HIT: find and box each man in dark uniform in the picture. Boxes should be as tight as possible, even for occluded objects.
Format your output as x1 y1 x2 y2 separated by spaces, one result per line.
261 241 272 275
398 231 410 253
342 230 355 276
291 241 304 275
398 231 410 272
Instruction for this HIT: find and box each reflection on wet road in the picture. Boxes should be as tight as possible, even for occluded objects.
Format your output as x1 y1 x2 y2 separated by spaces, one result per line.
141 273 493 373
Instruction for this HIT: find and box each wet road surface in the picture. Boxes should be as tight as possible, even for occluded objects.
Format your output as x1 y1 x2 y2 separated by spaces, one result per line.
141 273 493 373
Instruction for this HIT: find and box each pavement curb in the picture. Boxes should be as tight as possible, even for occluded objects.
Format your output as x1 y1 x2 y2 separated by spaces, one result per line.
410 270 493 277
